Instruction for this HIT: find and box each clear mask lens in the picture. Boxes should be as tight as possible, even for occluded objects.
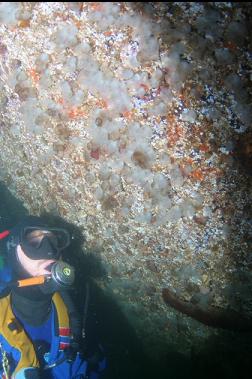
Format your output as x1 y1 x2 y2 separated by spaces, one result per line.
23 227 70 252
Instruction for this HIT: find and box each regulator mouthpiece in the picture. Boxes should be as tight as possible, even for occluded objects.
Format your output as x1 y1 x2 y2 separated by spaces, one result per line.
51 261 75 288
5 261 75 293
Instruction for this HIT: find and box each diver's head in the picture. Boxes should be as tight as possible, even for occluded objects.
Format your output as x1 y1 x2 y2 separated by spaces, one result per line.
6 216 74 297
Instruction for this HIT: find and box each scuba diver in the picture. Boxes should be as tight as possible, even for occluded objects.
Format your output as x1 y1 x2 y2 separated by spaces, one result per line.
0 216 106 379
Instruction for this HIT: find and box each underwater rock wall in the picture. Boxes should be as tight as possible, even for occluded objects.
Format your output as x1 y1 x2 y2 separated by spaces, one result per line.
0 2 251 360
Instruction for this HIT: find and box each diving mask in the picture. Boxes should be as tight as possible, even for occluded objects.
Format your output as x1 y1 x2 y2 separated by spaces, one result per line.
20 227 71 260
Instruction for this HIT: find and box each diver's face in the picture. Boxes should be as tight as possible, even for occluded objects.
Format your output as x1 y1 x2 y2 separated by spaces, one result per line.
16 245 55 277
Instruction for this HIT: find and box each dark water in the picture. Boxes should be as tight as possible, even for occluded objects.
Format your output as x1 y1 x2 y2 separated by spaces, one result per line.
0 181 251 379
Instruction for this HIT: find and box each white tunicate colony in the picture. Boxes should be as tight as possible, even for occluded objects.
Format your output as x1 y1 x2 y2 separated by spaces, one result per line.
94 186 104 201
60 81 73 102
48 13 194 227
19 99 43 132
169 166 184 189
0 2 20 25
0 2 209 230
181 199 196 219
53 23 79 48
215 48 234 65
180 109 197 123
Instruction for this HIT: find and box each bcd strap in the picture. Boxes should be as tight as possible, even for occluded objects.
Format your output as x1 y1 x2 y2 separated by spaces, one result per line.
52 292 71 350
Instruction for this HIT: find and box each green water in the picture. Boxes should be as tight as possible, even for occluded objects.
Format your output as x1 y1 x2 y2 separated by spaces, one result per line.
0 181 251 379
